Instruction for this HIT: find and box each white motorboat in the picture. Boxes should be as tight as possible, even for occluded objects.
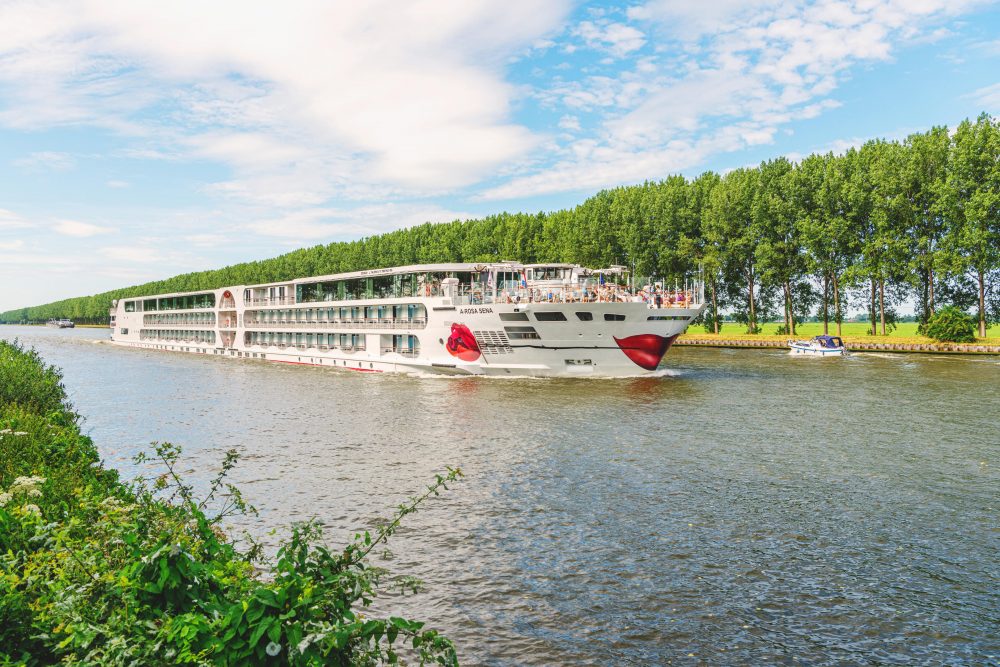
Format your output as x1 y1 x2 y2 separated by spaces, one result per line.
789 335 847 356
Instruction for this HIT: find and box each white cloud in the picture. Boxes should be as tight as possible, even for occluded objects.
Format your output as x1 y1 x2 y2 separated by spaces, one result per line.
54 219 114 237
574 20 647 58
558 115 581 131
247 203 476 241
0 240 24 251
0 0 570 199
0 209 33 230
488 0 989 200
106 179 129 188
969 82 1000 110
100 246 160 263
12 151 76 172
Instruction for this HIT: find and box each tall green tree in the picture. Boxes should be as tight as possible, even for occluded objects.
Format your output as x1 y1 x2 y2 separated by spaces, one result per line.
705 168 765 333
943 113 1000 338
903 127 951 329
754 157 806 335
856 140 911 335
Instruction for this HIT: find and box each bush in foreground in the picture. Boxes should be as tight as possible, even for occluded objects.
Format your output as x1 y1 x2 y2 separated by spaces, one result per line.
925 306 977 343
0 339 460 665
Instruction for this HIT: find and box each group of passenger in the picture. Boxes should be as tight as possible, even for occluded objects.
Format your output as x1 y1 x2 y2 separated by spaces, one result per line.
639 285 692 308
466 279 695 307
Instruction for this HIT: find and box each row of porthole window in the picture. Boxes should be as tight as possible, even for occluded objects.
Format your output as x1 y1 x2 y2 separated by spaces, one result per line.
143 313 216 325
245 331 367 350
247 304 426 322
139 329 217 343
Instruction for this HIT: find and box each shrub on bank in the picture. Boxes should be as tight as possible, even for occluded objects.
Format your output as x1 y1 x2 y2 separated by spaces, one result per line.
0 339 460 666
925 306 977 343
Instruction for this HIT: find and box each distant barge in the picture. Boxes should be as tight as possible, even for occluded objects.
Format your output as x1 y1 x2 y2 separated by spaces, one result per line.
46 319 75 328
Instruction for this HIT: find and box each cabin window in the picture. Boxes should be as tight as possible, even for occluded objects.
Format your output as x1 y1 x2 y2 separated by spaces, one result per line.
647 315 688 321
575 312 593 321
504 326 540 340
604 314 626 321
121 328 128 335
124 301 136 312
534 312 567 322
499 312 529 322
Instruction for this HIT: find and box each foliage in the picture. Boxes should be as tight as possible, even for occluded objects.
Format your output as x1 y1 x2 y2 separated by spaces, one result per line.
924 306 977 343
3 114 1000 339
701 309 723 334
0 339 70 416
0 340 461 666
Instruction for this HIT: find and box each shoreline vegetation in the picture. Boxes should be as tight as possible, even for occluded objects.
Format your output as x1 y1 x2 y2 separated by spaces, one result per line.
2 114 998 341
677 320 1000 353
0 339 461 666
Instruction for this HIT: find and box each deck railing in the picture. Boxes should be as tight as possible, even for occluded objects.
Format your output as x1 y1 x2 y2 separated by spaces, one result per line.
450 286 700 307
143 317 216 326
245 297 297 306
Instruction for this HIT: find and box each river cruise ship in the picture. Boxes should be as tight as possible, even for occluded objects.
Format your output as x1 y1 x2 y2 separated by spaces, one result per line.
108 263 704 377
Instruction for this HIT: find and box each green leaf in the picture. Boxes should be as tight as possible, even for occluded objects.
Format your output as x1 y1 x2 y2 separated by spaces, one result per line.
249 618 271 648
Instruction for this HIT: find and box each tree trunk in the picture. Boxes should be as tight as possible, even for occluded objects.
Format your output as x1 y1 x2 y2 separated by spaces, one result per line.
879 278 886 336
782 281 791 334
929 265 935 318
787 281 796 335
711 281 719 335
978 270 987 338
833 273 842 337
822 274 830 335
870 278 877 336
748 274 756 333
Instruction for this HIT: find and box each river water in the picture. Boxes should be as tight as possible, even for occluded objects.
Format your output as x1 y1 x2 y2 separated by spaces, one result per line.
3 326 998 665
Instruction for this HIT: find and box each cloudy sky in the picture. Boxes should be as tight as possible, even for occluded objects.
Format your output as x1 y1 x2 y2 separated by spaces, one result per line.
1 0 999 311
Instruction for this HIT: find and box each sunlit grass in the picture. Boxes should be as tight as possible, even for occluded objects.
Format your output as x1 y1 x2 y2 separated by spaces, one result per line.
682 321 999 344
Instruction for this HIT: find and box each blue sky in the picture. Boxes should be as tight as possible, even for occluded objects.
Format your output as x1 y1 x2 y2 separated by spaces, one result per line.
1 0 999 311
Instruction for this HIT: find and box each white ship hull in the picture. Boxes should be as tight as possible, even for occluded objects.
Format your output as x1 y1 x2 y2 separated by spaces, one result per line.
108 263 704 378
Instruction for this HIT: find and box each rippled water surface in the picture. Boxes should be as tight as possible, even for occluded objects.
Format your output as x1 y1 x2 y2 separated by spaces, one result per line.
4 326 999 665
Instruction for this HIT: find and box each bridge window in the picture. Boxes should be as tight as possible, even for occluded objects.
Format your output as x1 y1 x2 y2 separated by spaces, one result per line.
534 312 567 322
505 326 540 340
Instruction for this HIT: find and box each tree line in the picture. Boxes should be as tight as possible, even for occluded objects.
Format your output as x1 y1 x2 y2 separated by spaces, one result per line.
4 113 998 337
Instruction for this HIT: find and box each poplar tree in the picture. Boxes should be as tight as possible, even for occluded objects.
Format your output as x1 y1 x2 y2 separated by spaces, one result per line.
705 168 764 333
754 157 805 335
943 113 1000 338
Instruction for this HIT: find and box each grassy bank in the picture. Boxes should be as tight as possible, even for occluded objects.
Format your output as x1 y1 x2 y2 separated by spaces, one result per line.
684 321 999 345
0 339 459 665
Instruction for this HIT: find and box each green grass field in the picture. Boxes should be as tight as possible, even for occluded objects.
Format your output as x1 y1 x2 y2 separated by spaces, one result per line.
685 320 999 344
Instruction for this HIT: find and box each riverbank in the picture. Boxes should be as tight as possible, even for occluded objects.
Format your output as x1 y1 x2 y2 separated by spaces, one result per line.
0 339 457 665
677 333 1000 354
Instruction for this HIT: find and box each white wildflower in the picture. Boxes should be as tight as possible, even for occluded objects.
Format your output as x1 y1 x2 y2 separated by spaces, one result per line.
23 504 41 516
10 476 46 494
169 543 182 557
0 429 11 434
27 488 42 498
265 642 282 657
13 431 27 436
0 492 12 507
